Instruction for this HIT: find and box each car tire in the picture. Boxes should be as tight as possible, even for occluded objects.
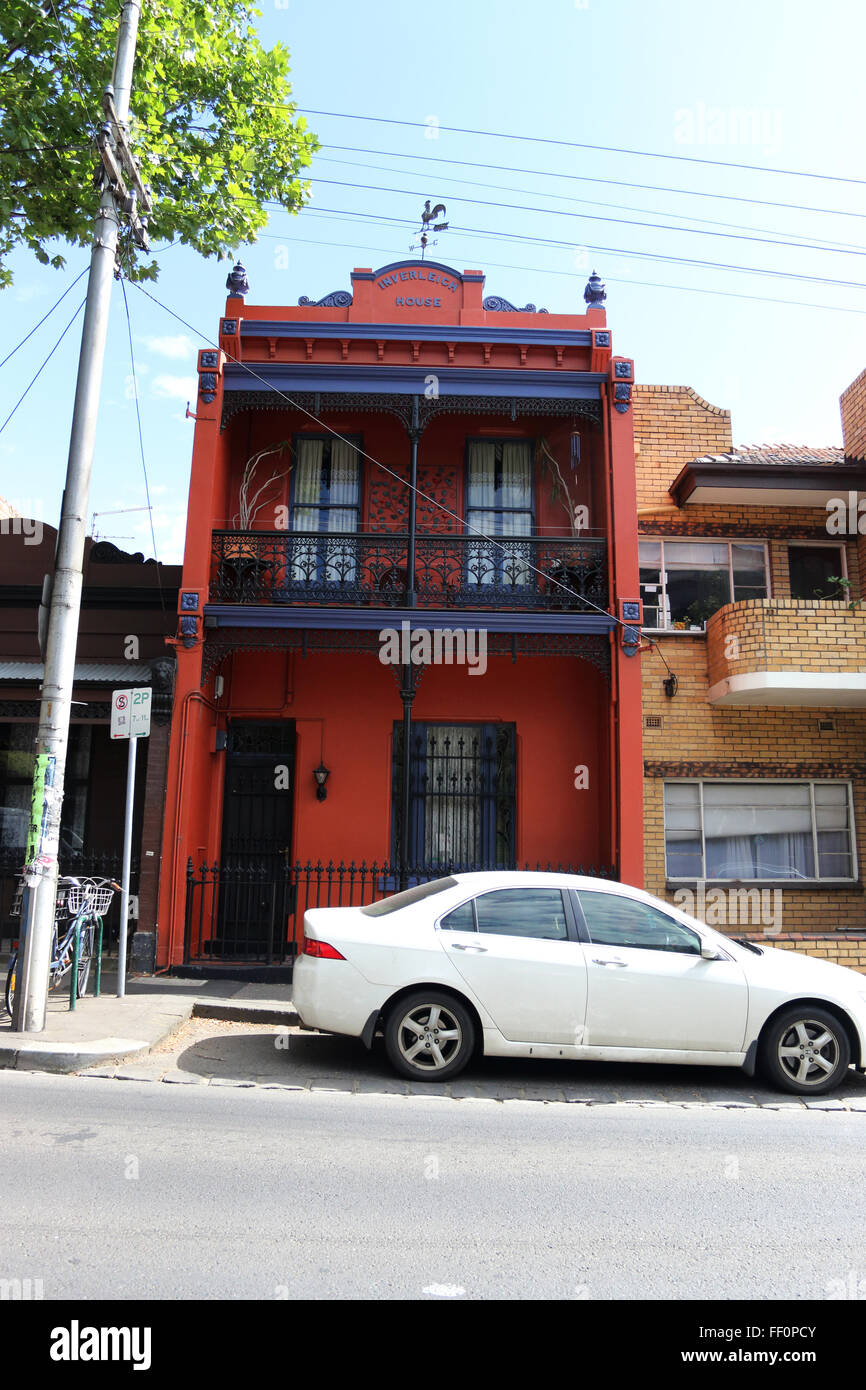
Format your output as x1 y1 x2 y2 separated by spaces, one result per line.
384 992 475 1082
758 1005 851 1096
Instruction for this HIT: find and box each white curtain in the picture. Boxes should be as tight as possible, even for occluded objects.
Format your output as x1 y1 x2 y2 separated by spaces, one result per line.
423 726 481 865
467 442 531 587
291 439 359 582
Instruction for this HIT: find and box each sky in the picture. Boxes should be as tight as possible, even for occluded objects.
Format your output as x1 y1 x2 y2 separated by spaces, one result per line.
1 0 864 563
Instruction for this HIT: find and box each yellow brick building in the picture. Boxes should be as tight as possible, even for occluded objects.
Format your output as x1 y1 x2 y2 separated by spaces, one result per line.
636 371 866 972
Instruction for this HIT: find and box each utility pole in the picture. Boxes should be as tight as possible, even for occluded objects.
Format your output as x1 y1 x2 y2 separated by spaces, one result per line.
12 0 152 1032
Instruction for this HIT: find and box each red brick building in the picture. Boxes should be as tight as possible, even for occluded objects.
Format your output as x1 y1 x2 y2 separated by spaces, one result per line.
156 260 644 969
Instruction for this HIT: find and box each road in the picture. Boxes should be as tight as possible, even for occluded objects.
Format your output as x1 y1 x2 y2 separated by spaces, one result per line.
3 1066 866 1300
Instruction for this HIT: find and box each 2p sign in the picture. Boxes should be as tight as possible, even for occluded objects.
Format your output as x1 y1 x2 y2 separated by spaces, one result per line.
111 687 152 740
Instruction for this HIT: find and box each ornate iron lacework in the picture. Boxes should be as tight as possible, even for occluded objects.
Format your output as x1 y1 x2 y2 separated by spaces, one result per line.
201 626 610 683
209 530 608 613
297 290 353 308
0 700 112 720
483 296 549 314
221 390 602 432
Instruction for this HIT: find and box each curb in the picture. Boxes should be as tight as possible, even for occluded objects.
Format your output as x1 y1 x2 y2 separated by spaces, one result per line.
192 1002 300 1027
0 998 295 1074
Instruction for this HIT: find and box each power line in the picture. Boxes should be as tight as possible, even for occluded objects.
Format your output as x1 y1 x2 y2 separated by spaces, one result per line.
321 142 866 224
254 229 866 316
313 153 866 252
0 265 89 370
303 206 866 292
307 175 866 259
294 107 866 187
0 295 86 438
127 275 628 626
118 257 166 612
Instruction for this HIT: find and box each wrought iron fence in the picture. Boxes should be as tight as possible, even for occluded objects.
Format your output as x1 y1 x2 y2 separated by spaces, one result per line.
211 530 608 611
0 849 137 953
183 857 619 964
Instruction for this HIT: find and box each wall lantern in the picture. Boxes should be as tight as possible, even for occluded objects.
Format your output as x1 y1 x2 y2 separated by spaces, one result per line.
313 763 331 801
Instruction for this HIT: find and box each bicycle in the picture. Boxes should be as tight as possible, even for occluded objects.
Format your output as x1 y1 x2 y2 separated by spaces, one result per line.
4 876 120 1017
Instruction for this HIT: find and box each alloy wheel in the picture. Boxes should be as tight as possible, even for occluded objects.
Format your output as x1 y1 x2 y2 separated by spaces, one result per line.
777 1018 841 1087
396 1002 463 1073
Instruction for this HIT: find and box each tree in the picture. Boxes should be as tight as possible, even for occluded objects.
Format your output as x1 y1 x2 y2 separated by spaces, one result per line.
0 0 318 287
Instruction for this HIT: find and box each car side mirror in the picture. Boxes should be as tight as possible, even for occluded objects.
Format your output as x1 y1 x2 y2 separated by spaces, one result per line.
700 942 723 961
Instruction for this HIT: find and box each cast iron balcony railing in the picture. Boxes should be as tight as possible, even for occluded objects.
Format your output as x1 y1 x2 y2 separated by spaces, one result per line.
210 530 608 612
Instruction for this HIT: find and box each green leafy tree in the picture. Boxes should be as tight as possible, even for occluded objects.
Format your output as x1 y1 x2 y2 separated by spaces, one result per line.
0 0 318 286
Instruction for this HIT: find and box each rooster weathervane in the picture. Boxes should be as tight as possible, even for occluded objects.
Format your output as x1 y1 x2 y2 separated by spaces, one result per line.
410 200 449 259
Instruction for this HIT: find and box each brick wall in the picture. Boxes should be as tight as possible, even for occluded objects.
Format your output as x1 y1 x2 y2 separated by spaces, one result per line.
641 632 866 960
706 599 866 687
841 367 866 460
633 384 732 512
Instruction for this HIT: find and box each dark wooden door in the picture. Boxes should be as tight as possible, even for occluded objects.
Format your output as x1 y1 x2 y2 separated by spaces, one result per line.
216 720 296 959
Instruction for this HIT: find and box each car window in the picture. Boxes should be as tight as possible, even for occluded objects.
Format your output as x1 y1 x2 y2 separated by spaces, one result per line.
473 889 568 941
578 891 701 955
439 901 476 932
361 877 458 916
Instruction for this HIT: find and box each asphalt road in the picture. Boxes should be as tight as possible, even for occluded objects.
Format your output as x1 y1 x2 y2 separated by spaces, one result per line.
3 1069 866 1300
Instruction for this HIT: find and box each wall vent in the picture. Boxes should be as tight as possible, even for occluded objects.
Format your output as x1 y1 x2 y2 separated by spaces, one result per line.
645 715 663 729
817 719 835 733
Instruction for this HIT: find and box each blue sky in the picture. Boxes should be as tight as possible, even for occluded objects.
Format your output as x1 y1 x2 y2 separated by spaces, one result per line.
1 0 864 561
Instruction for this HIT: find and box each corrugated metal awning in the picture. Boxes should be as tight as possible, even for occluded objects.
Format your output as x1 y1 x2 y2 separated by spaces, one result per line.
0 661 152 683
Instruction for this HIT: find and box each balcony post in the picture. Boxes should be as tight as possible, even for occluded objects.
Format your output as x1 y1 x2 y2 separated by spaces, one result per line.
406 395 421 609
398 661 419 891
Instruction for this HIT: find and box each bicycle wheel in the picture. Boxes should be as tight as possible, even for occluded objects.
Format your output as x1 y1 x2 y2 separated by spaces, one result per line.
76 918 94 1000
4 952 16 1016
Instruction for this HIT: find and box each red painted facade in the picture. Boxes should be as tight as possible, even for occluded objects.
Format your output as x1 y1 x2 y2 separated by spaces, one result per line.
156 260 643 967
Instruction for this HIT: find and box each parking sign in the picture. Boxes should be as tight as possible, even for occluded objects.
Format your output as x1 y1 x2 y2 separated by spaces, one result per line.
111 688 151 739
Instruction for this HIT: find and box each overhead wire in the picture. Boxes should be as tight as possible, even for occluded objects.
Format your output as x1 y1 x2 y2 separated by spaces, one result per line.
0 295 86 438
0 265 89 370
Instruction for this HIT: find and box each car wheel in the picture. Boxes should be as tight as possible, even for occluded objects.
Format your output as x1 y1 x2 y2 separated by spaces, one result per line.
384 992 475 1082
759 1006 851 1095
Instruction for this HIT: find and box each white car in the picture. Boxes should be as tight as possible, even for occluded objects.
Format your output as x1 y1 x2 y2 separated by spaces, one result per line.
292 872 866 1095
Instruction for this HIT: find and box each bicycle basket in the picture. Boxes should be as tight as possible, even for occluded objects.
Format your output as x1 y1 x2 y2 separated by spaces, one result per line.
91 885 115 914
65 884 86 914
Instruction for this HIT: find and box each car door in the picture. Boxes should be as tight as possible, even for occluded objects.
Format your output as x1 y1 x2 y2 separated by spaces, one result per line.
575 889 748 1052
437 887 588 1044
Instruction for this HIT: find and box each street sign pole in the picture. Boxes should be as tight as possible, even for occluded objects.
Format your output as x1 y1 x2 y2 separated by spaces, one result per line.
111 686 151 998
118 734 137 998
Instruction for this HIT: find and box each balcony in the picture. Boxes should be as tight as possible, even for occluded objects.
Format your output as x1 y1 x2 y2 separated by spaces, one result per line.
210 530 608 613
706 599 866 706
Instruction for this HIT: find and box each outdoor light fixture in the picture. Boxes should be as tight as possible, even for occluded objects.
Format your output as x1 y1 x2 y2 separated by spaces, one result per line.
313 763 331 801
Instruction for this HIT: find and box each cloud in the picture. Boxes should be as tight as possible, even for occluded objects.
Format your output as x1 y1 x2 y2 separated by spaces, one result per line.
151 373 196 401
142 334 197 360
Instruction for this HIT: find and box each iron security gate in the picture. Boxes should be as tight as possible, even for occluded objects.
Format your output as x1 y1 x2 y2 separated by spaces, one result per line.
214 720 295 958
392 723 516 870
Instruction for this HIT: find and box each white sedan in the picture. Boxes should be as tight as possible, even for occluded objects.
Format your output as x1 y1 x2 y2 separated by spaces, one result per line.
292 872 866 1094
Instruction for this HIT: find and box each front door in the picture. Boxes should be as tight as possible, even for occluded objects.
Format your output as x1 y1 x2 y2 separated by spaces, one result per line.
217 720 296 959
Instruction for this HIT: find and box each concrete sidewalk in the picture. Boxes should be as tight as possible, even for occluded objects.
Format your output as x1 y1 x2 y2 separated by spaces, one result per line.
0 968 299 1073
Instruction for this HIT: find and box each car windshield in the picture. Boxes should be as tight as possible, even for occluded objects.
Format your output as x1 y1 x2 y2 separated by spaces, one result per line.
360 877 459 917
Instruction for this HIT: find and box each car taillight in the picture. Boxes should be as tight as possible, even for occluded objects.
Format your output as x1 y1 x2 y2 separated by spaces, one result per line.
302 938 345 960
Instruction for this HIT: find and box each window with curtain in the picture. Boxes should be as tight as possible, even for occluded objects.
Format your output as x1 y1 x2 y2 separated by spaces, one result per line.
466 439 533 588
392 722 516 870
639 539 767 629
290 435 361 584
663 780 854 881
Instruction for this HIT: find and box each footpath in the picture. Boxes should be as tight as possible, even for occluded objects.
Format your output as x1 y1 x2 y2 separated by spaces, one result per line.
0 968 298 1073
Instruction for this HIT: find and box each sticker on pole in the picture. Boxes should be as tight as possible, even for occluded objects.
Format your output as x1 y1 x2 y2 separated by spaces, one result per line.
111 687 151 739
